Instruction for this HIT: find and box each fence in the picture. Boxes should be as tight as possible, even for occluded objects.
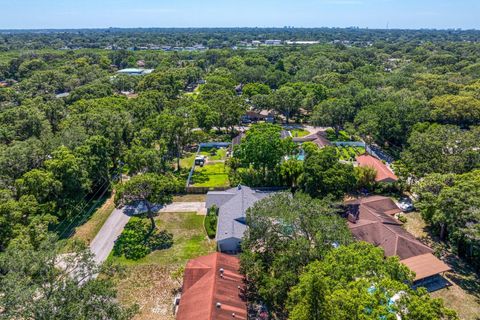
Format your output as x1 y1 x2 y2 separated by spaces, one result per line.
332 141 366 147
185 142 232 192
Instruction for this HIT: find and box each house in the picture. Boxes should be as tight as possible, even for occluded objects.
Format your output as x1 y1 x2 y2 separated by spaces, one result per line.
265 40 282 46
345 196 451 282
116 68 154 76
356 154 398 183
206 185 275 253
176 252 247 320
293 131 332 148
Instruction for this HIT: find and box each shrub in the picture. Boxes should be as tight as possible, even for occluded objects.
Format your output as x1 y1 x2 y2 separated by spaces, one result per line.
204 205 218 239
397 214 407 223
113 217 173 260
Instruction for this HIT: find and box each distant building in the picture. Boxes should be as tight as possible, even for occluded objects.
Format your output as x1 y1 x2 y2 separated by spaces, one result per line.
55 92 70 99
265 39 282 46
175 253 247 320
206 185 276 253
116 68 154 76
285 40 320 45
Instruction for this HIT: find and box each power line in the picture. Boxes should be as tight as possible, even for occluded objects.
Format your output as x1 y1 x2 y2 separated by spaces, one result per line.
56 179 111 237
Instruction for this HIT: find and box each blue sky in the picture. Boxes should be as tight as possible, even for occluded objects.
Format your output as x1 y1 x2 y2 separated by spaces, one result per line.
0 0 478 29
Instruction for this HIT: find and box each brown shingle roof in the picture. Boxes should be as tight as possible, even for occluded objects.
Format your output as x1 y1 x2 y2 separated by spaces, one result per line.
346 196 450 280
293 131 332 148
401 253 451 281
356 154 398 182
176 253 247 320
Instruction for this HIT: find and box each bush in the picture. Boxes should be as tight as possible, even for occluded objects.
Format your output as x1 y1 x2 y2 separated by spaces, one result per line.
204 206 218 239
397 214 407 223
113 217 173 260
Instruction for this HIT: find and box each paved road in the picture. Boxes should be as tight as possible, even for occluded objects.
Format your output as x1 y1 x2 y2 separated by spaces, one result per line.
89 201 207 264
90 207 131 265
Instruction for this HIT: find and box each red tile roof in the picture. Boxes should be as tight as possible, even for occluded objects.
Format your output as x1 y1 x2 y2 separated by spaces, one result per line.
176 253 247 320
356 154 398 183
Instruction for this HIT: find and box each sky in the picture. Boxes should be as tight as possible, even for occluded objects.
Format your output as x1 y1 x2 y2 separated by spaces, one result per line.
0 0 479 30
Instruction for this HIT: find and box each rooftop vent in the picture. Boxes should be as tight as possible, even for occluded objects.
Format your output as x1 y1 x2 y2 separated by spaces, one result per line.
216 302 222 309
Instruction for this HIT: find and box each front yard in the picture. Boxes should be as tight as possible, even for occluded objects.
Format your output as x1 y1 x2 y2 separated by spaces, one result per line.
110 211 215 320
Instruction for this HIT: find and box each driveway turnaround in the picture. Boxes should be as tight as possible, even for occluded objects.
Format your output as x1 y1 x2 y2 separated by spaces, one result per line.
159 201 206 215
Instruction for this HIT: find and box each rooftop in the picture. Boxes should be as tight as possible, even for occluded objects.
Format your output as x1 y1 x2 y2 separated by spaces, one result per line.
356 154 398 182
207 185 275 242
346 196 451 280
176 253 247 320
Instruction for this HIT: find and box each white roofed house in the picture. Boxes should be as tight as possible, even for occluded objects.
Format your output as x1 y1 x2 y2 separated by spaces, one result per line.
206 185 275 253
116 68 154 76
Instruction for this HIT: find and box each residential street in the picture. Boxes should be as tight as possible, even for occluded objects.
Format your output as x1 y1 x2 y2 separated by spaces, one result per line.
90 206 131 264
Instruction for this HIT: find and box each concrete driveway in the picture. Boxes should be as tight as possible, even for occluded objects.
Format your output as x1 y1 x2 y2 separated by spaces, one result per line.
89 201 207 264
160 201 206 215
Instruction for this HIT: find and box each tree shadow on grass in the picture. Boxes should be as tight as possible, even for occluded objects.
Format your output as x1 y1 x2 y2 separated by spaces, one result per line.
443 253 480 300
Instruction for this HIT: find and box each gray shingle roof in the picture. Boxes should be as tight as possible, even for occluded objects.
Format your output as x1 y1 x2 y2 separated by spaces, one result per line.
206 186 274 242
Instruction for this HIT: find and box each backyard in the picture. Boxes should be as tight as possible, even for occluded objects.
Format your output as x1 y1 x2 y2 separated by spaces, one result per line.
289 128 310 137
403 212 480 320
110 211 215 320
190 147 230 188
335 145 366 161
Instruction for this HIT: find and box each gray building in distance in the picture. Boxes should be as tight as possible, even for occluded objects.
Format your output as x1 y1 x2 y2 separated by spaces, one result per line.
206 185 275 253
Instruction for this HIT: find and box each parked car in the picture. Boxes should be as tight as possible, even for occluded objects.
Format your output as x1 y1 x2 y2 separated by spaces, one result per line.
397 197 414 212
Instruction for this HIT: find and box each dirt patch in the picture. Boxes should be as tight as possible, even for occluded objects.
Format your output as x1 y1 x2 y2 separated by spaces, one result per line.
173 194 207 202
116 264 181 320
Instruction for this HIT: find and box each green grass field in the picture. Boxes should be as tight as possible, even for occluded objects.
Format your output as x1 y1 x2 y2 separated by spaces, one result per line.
335 145 366 161
290 128 310 137
191 162 230 187
199 147 227 161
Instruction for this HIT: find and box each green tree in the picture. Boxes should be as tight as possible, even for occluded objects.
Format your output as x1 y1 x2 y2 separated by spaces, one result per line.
233 123 292 182
429 94 480 127
299 146 356 198
115 173 179 230
272 86 301 123
312 98 354 133
288 242 457 320
0 231 137 319
241 192 352 317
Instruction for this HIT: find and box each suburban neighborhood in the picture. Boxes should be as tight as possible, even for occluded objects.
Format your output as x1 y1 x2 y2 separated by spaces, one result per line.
0 3 479 320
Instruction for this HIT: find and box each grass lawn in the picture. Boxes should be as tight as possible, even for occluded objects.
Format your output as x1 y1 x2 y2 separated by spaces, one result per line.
71 193 115 245
403 212 480 320
335 146 366 161
191 162 230 188
199 147 227 161
110 212 215 320
179 152 196 169
290 128 310 137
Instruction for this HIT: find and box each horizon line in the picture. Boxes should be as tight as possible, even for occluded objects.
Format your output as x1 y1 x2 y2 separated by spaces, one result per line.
0 26 478 32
